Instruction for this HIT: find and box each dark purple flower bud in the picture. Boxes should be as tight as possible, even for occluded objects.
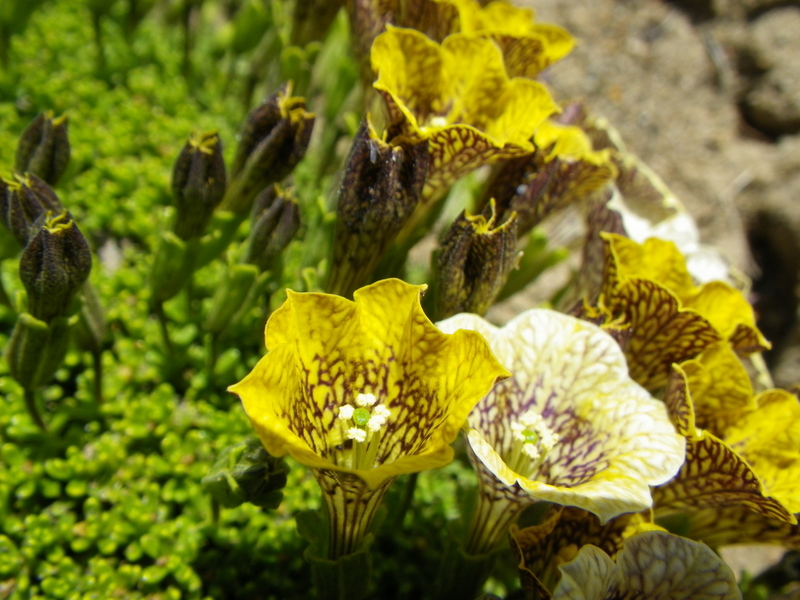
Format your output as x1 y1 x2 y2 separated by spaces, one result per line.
15 111 71 186
222 84 315 214
244 185 301 271
327 118 429 297
435 200 519 319
0 174 64 247
172 131 227 240
19 211 92 322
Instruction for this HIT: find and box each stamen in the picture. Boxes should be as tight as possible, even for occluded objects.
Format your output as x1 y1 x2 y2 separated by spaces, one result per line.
356 393 377 407
338 405 354 420
507 409 560 478
347 427 367 443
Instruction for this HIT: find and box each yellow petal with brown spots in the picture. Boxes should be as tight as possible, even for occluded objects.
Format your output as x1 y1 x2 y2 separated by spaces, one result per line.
680 342 757 436
682 281 770 353
553 531 741 600
655 367 796 523
230 278 510 489
682 506 800 549
372 27 558 204
510 506 657 598
724 389 800 514
611 278 721 391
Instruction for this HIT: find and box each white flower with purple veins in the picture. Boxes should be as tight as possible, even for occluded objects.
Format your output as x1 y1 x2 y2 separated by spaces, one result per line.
437 309 685 555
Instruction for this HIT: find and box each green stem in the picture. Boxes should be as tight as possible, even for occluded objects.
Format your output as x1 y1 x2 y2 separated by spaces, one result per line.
181 2 193 81
210 497 220 525
0 274 12 309
92 349 104 405
91 10 106 77
24 388 47 431
153 301 174 357
0 30 10 72
206 332 220 388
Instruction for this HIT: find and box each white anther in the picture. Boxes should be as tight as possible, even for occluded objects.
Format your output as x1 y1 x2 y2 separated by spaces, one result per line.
522 444 541 460
372 405 391 419
347 427 367 443
338 405 354 420
367 415 386 432
356 393 377 407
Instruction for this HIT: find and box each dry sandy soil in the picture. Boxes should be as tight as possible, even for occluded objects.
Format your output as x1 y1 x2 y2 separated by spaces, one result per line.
520 0 800 587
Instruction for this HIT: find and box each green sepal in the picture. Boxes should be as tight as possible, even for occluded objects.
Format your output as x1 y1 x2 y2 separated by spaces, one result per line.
433 539 503 600
6 312 76 390
201 438 289 510
73 281 106 353
496 228 568 303
149 230 193 304
205 263 260 335
299 509 374 600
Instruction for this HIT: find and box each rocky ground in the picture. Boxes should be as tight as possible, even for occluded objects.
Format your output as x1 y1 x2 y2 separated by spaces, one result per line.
521 0 800 587
526 0 800 388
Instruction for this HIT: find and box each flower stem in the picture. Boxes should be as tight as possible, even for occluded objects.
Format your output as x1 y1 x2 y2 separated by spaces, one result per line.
92 349 104 405
153 301 174 356
24 388 47 431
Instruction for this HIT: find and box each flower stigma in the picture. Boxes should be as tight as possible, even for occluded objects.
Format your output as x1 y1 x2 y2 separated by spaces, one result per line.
335 392 393 470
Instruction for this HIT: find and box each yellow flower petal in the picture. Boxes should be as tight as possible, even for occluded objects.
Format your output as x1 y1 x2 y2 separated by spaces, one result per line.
683 506 800 549
510 506 657 597
682 281 770 353
610 278 721 391
602 233 694 299
724 389 800 514
600 233 724 390
602 232 769 355
553 531 741 600
372 27 558 204
680 342 757 436
654 367 796 523
454 0 574 78
230 278 510 490
438 310 685 523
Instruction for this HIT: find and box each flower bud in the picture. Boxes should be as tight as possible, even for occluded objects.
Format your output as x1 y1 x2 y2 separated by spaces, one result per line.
244 185 301 272
15 111 71 186
222 84 315 214
19 211 92 322
171 131 227 240
481 122 615 236
0 173 64 247
327 119 429 296
435 201 519 319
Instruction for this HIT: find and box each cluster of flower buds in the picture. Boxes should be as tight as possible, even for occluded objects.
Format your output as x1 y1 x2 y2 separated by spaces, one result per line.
151 86 312 312
0 114 102 424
